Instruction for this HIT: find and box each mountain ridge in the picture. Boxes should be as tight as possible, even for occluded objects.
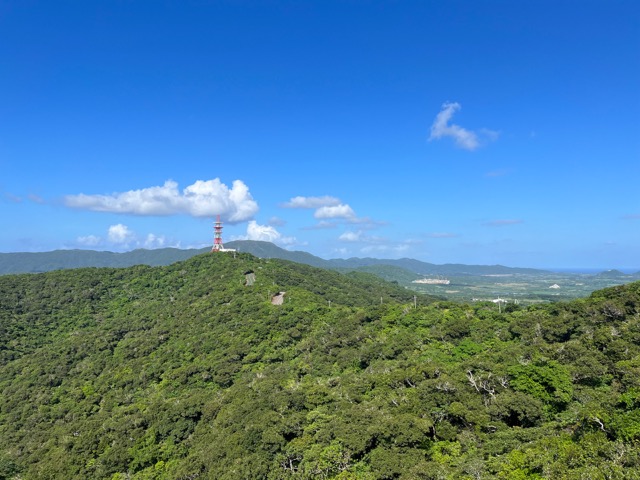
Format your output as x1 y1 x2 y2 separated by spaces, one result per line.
1 240 553 277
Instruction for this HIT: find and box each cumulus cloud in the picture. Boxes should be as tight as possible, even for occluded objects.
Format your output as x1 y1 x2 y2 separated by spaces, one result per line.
64 179 258 222
281 196 341 209
314 204 356 220
239 220 297 246
245 221 282 243
283 194 377 227
429 102 497 151
108 224 135 244
483 219 523 227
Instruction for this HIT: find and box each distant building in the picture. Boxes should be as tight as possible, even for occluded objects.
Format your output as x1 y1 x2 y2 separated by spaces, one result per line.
412 277 450 285
549 284 561 289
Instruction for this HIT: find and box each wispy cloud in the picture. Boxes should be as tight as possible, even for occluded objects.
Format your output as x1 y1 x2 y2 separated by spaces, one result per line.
77 235 101 247
143 233 166 248
3 192 22 203
483 219 523 227
64 179 258 222
622 214 640 220
338 230 364 242
302 221 338 230
360 243 412 255
268 216 286 227
281 195 341 209
428 102 498 151
76 224 167 250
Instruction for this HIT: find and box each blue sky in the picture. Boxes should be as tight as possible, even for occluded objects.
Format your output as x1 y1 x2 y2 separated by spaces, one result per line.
1 0 639 270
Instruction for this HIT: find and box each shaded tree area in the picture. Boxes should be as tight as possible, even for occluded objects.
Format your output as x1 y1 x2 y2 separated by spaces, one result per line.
1 253 639 479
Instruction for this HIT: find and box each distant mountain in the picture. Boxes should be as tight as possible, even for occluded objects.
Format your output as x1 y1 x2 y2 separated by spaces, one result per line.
335 264 422 284
596 269 633 278
0 247 209 274
0 240 550 277
225 240 329 268
325 256 548 276
228 241 549 276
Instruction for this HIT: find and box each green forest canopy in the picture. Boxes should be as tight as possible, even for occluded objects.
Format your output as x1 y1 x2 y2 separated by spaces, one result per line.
1 252 639 479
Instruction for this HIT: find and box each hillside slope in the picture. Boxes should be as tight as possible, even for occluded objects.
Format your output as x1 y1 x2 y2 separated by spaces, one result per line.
1 254 640 479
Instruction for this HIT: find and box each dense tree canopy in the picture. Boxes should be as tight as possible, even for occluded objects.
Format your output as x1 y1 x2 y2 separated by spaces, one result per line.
1 253 639 479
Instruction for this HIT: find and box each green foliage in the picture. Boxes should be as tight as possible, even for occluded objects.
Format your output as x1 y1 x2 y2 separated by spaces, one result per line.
1 254 640 478
508 360 573 410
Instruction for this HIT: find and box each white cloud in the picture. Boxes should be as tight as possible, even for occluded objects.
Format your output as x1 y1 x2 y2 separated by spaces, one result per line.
64 178 258 222
240 220 297 246
76 225 170 250
77 235 101 246
281 195 341 209
429 102 497 151
144 233 166 248
314 204 356 220
360 242 413 255
284 194 377 227
339 230 363 242
108 224 135 244
246 221 282 243
479 128 500 142
303 221 338 230
338 230 389 246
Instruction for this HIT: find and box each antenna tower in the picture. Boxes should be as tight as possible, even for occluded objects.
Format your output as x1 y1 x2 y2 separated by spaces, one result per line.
212 214 224 252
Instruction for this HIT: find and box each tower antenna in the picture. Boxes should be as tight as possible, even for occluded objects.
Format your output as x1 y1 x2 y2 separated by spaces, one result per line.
211 214 236 253
211 214 224 252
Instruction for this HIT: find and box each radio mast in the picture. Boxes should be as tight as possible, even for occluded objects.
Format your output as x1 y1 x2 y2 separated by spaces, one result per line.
211 214 225 252
211 215 236 253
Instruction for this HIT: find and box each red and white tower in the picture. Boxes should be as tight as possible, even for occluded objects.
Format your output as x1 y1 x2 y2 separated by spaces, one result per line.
211 214 225 252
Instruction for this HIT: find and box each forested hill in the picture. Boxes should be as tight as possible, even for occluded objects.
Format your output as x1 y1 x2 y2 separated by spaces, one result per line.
1 253 640 479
